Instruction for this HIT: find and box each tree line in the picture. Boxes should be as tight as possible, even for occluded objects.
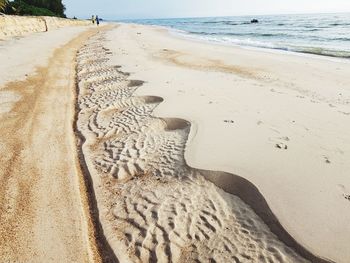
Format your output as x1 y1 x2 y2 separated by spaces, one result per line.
1 0 66 17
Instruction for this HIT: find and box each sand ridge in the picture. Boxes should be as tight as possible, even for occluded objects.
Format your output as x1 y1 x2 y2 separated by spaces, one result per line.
75 30 332 263
103 24 350 262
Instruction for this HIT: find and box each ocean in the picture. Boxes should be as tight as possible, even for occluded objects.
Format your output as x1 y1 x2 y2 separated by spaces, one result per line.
121 13 350 59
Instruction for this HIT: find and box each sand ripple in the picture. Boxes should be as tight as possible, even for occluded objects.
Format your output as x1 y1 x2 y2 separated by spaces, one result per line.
75 32 320 263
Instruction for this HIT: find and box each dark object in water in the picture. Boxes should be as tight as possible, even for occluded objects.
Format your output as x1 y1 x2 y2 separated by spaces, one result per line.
251 19 259 23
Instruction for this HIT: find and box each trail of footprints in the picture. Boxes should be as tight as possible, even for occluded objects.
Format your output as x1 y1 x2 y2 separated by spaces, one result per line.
76 33 308 262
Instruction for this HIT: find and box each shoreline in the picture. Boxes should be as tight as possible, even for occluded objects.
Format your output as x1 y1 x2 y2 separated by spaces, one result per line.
116 21 350 63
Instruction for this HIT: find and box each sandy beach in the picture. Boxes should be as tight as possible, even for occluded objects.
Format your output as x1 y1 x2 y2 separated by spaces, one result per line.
76 24 350 262
1 18 350 263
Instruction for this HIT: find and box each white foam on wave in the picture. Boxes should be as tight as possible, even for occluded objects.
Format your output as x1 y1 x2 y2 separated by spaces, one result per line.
166 27 350 64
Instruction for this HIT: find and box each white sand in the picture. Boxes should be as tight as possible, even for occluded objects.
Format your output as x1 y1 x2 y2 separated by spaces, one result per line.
97 24 350 262
77 31 310 263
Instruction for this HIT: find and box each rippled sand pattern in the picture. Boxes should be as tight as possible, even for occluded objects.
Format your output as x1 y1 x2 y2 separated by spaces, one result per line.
76 32 309 263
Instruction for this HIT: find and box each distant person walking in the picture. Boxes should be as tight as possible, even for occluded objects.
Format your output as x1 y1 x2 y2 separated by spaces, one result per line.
91 15 95 24
96 15 100 26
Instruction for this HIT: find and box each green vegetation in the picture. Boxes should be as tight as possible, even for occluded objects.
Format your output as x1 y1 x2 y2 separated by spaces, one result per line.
8 1 56 16
0 0 8 11
23 0 65 17
3 0 66 17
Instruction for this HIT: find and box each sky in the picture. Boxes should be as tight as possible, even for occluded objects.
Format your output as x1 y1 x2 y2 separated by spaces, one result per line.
63 0 350 20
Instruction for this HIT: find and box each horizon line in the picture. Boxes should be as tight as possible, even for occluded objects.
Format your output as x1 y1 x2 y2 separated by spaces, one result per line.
88 11 350 21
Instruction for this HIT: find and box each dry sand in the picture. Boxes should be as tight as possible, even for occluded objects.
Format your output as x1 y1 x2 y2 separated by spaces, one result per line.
0 26 102 261
100 24 349 263
75 24 350 263
1 20 350 263
76 31 309 263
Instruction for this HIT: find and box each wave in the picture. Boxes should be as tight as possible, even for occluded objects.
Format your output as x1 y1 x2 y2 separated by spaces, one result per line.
203 21 251 25
127 13 350 59
305 28 321 32
295 47 350 58
329 22 350 26
199 21 350 27
188 31 291 38
334 37 350 41
183 32 350 59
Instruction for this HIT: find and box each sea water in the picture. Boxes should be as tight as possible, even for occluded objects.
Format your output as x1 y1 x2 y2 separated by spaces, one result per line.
121 13 350 59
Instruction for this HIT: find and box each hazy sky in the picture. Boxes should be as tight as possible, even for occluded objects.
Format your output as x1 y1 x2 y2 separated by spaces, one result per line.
63 0 350 19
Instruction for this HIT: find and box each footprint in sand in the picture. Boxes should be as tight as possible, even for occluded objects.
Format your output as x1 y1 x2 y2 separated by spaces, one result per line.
323 156 331 164
279 136 290 141
268 132 290 150
275 143 288 150
274 136 290 150
338 111 350 115
223 119 234 124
